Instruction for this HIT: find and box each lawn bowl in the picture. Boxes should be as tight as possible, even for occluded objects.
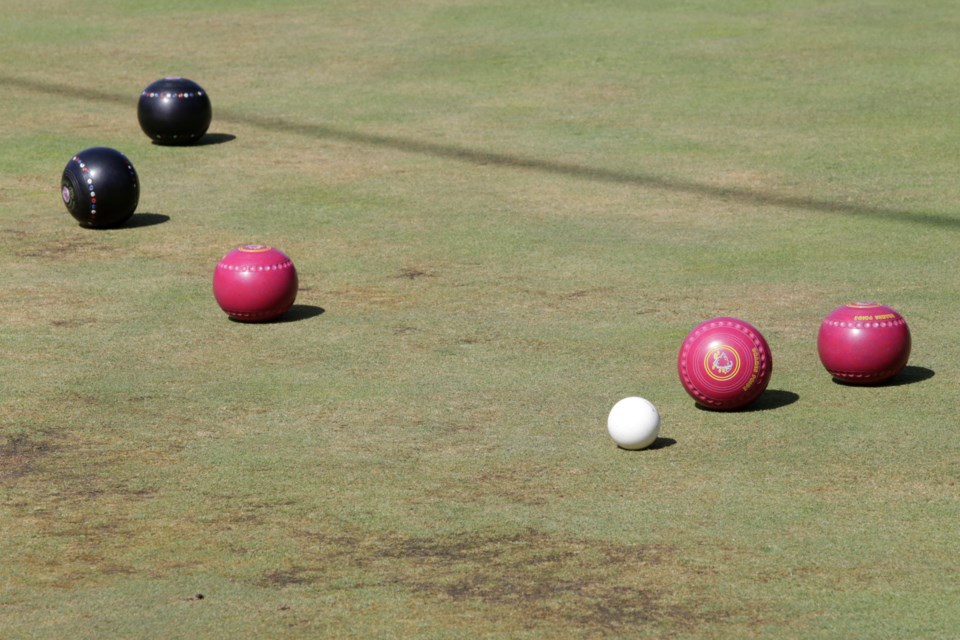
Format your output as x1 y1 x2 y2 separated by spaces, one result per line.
213 245 298 322
138 77 212 145
678 317 772 410
817 302 911 385
61 147 139 228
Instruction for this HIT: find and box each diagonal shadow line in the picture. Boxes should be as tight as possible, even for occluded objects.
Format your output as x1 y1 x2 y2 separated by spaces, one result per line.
7 74 958 229
5 75 136 107
225 112 960 229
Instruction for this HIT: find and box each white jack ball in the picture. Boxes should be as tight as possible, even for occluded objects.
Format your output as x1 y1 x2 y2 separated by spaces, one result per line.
607 397 661 450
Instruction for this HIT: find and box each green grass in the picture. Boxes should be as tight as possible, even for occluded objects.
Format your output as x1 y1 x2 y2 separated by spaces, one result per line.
2 1 960 637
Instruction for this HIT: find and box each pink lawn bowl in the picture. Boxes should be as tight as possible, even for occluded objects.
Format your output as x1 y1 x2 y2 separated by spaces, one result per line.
213 245 298 322
817 302 910 385
678 316 773 410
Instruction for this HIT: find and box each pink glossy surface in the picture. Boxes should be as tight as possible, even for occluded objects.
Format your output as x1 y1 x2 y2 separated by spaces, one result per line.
678 317 773 410
817 302 910 384
213 245 298 322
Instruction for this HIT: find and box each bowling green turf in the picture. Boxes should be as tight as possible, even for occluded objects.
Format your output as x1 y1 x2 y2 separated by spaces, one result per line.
1 1 958 638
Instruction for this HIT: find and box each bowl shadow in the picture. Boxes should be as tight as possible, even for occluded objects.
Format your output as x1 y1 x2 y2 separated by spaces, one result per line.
195 133 236 146
279 305 325 322
273 304 326 324
831 365 935 387
695 389 800 413
122 213 170 229
150 132 236 146
227 305 325 324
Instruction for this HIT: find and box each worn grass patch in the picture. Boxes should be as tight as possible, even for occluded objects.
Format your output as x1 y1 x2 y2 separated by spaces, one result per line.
263 528 726 635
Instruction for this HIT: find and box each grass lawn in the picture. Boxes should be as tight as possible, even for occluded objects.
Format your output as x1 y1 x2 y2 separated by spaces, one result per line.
1 1 959 637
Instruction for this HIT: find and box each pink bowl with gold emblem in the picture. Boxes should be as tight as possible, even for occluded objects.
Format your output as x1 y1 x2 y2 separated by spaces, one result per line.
678 317 773 410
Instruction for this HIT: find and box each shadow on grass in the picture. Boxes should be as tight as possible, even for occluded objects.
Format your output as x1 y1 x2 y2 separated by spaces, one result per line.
201 132 236 145
830 365 935 387
79 213 170 230
166 132 236 146
226 305 325 324
647 437 677 450
223 112 960 229
616 437 677 452
6 74 960 229
124 213 170 228
280 305 325 322
695 389 800 413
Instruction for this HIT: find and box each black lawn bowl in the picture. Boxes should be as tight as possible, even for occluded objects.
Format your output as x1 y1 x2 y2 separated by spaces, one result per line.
137 77 212 145
61 147 139 229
